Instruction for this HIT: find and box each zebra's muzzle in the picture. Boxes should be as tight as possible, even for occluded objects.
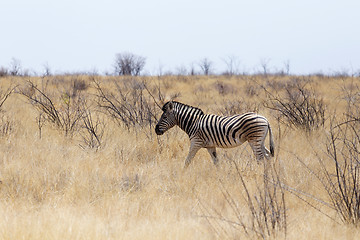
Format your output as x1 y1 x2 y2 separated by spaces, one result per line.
155 125 163 135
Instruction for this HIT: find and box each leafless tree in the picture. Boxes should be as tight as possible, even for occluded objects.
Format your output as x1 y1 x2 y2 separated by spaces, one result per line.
189 62 197 75
9 58 22 76
42 62 52 76
283 60 290 75
223 55 241 76
0 67 8 77
260 58 271 76
114 52 146 76
175 65 188 76
198 58 213 75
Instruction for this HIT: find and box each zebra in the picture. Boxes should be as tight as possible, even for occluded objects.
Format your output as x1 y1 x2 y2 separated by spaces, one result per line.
155 101 274 167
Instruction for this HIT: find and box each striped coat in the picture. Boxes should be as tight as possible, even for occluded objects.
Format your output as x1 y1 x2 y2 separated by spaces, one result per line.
155 101 274 167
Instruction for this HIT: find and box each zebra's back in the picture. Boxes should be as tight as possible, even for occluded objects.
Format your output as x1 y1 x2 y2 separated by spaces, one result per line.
196 112 270 148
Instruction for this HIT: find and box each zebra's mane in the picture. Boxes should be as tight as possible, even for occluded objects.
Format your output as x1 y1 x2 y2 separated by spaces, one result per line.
163 101 204 115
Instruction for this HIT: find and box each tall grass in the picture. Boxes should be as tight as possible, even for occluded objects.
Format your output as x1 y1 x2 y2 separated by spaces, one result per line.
0 74 359 239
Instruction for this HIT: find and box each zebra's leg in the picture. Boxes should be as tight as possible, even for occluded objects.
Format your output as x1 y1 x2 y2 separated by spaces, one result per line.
248 128 269 161
264 146 271 160
184 143 201 168
248 140 265 161
206 147 218 165
262 126 272 160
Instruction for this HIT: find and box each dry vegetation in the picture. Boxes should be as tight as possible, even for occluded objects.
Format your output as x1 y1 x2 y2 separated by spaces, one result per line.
0 74 359 239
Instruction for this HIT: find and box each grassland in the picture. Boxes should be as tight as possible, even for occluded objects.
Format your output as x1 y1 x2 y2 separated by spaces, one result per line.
0 74 359 239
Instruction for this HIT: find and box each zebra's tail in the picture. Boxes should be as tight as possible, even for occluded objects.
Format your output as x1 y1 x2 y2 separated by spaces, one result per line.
268 123 275 157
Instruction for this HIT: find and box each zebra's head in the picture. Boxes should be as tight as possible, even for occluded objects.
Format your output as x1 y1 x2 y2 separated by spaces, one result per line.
155 101 177 135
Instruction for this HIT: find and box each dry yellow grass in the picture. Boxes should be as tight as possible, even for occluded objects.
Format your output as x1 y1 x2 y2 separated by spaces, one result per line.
0 74 359 239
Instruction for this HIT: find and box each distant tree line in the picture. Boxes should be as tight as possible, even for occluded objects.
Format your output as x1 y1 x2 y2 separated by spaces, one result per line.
1 53 359 77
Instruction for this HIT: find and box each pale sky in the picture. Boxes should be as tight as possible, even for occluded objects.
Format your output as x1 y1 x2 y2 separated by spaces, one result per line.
1 0 359 75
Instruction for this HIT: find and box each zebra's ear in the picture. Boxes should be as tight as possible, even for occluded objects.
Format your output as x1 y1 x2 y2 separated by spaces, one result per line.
162 101 174 112
167 101 174 111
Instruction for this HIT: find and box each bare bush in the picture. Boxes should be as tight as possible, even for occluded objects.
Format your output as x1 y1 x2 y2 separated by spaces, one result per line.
94 78 161 134
213 81 234 95
288 89 360 226
0 87 13 110
114 52 146 76
0 115 13 137
244 83 260 97
342 82 360 124
79 104 105 150
200 160 287 239
297 117 360 226
314 86 360 225
216 99 259 116
19 80 85 137
237 162 286 239
321 119 360 225
0 86 15 137
72 78 88 94
264 79 326 132
54 77 89 98
120 173 142 192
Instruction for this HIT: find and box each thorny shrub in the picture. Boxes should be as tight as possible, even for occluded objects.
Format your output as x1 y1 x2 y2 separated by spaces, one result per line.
19 80 85 137
264 78 326 132
289 83 360 227
322 118 360 225
94 78 162 136
199 160 287 239
0 86 15 137
216 99 260 116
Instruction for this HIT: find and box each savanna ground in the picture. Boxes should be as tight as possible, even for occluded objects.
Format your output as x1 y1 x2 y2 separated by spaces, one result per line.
0 73 359 239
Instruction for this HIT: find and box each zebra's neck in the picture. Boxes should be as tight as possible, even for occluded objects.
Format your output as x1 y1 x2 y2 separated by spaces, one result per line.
173 102 204 136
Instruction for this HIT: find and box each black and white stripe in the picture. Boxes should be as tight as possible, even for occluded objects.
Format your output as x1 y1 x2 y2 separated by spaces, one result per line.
155 101 274 167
